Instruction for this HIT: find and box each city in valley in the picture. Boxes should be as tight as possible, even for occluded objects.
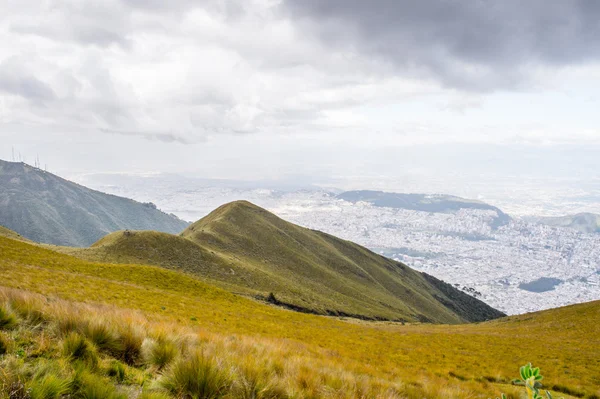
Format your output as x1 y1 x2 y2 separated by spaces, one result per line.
80 175 600 316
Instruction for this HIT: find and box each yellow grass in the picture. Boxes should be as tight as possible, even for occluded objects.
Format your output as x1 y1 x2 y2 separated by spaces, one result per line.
1 235 599 398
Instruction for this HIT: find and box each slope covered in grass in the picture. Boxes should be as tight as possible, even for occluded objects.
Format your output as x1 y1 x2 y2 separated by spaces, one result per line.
66 201 504 323
0 159 189 247
0 226 29 242
181 201 504 323
1 234 599 399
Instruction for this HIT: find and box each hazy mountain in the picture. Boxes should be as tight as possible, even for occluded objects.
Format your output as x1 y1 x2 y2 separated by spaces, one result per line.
337 190 511 228
529 213 600 234
66 200 505 323
0 159 189 246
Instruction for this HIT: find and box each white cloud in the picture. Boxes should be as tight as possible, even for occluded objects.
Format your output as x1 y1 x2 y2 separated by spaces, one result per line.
1 0 600 180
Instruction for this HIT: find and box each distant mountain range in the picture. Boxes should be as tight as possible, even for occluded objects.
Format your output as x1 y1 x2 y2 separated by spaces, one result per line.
0 160 189 246
337 190 511 228
529 213 600 234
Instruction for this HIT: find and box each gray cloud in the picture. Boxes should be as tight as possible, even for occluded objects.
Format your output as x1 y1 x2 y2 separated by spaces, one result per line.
282 0 600 90
2 0 599 154
0 60 56 102
99 128 199 144
9 0 131 48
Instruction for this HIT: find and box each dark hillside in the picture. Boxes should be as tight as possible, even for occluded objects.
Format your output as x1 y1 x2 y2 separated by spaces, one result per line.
0 159 188 246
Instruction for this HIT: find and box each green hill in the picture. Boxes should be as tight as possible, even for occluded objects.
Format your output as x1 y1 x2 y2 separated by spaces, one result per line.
0 233 598 399
67 200 504 324
0 159 189 246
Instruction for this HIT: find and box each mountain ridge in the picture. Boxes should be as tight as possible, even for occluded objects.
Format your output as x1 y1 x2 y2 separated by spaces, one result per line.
61 200 505 323
0 159 189 246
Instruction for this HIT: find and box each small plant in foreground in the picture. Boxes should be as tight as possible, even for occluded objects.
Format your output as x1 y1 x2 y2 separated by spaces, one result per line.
493 363 563 399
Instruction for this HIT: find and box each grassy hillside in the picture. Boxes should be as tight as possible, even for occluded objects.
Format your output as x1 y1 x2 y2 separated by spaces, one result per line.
1 234 599 398
0 159 188 247
0 225 29 242
65 201 504 323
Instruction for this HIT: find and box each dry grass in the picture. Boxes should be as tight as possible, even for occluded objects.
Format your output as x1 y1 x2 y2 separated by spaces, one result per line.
1 235 599 398
0 287 497 399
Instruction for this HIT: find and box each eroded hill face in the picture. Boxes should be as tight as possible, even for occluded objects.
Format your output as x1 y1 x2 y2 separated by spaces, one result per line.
0 160 189 246
73 200 504 323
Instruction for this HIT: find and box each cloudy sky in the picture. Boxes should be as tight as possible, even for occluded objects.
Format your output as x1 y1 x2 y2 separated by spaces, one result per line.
1 0 599 188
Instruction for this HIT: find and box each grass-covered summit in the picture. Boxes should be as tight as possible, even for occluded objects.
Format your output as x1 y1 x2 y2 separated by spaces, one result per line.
0 159 188 246
68 200 504 323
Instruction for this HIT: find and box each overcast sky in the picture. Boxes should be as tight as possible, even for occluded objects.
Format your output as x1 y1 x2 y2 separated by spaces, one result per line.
1 0 599 187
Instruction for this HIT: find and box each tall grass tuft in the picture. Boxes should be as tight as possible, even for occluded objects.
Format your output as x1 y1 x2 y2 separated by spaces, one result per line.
143 339 179 371
0 332 11 355
54 311 84 338
106 361 127 383
137 392 171 399
84 321 123 356
62 333 98 369
9 298 45 327
232 358 286 399
0 305 18 330
29 375 70 399
71 369 125 399
0 357 30 399
159 352 232 399
116 325 143 366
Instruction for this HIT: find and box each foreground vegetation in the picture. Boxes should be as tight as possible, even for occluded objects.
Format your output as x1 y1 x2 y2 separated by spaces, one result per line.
1 234 599 398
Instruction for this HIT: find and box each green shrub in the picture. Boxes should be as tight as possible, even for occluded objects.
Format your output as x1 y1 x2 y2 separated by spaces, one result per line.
160 353 231 399
143 339 179 371
0 306 18 330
